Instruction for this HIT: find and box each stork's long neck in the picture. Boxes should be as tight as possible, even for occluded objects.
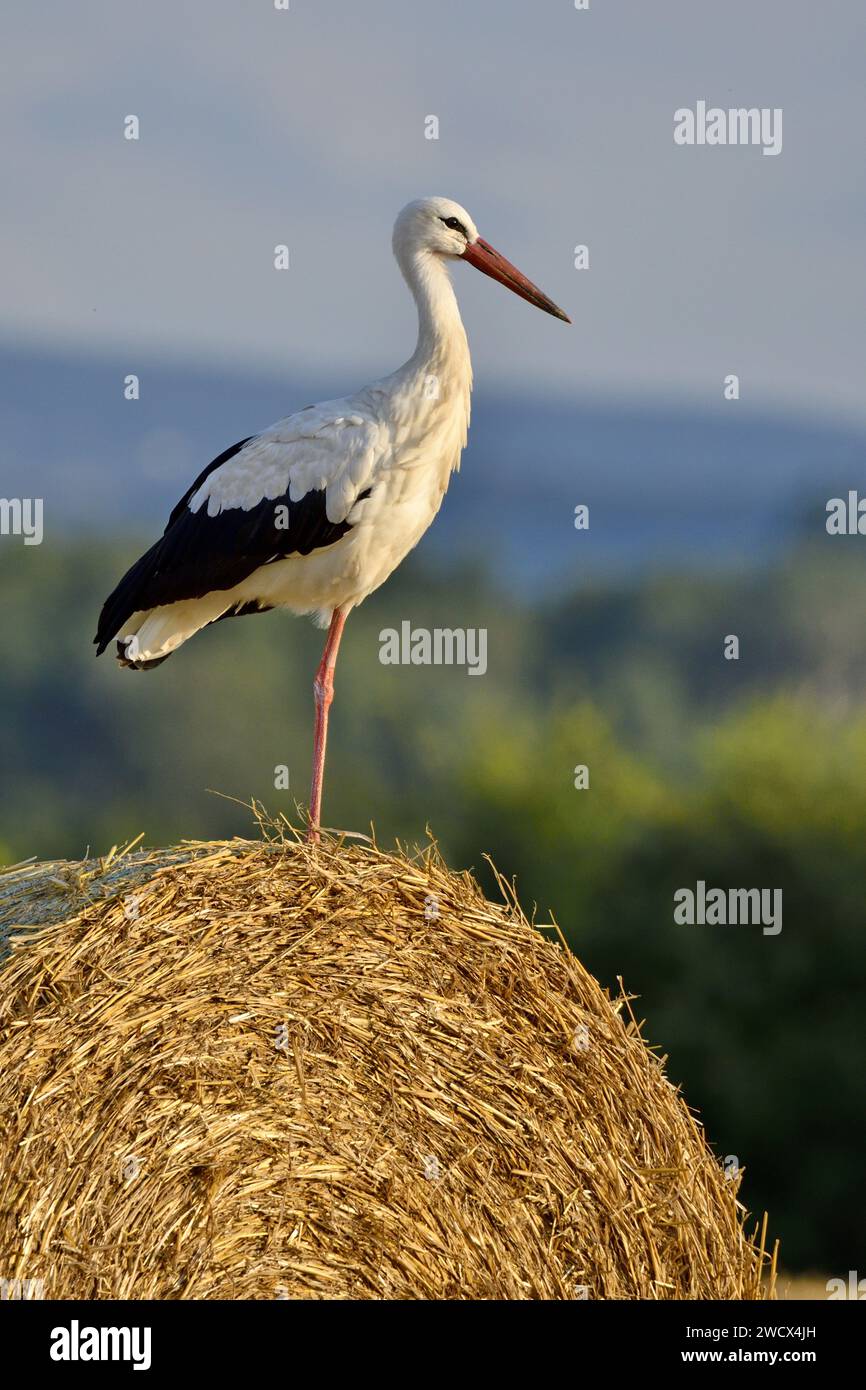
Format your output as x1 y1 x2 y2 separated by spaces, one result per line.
399 248 472 399
381 244 473 475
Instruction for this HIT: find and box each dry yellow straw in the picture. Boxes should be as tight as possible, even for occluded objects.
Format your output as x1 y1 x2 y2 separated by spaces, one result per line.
0 822 775 1300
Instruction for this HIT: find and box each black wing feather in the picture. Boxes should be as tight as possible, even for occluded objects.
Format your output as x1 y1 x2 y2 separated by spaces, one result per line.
94 437 369 655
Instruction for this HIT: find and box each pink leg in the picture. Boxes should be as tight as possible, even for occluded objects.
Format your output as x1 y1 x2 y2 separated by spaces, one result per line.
307 607 348 843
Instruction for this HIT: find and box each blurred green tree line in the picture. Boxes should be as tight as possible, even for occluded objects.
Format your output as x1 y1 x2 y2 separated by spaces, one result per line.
1 534 864 1273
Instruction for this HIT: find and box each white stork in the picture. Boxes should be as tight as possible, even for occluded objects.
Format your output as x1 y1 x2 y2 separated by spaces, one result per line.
95 196 570 839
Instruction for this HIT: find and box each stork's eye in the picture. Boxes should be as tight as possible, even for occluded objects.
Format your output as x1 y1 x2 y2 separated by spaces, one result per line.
440 215 468 238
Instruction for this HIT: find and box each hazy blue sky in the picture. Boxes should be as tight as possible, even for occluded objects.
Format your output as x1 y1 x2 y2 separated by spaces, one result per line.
3 0 865 422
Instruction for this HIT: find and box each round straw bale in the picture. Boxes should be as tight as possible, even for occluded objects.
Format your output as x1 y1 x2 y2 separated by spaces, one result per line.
0 835 772 1299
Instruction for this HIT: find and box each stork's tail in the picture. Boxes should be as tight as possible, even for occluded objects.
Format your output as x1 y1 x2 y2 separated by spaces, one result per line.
95 533 278 670
115 636 172 671
96 595 242 671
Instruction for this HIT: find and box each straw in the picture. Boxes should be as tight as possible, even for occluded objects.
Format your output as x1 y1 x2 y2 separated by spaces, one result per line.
0 822 774 1299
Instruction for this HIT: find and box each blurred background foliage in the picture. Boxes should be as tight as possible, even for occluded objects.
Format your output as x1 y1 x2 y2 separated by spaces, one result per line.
1 531 865 1275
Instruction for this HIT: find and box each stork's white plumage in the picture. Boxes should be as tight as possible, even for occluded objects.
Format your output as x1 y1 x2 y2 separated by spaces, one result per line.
95 196 569 838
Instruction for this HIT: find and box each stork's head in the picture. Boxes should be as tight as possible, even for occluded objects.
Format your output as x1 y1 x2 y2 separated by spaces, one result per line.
393 196 571 324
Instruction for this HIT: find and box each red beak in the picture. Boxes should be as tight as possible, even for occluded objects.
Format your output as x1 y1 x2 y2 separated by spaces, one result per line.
461 237 571 323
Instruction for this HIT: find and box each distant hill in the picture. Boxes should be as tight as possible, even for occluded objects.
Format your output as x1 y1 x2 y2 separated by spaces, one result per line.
2 341 864 587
